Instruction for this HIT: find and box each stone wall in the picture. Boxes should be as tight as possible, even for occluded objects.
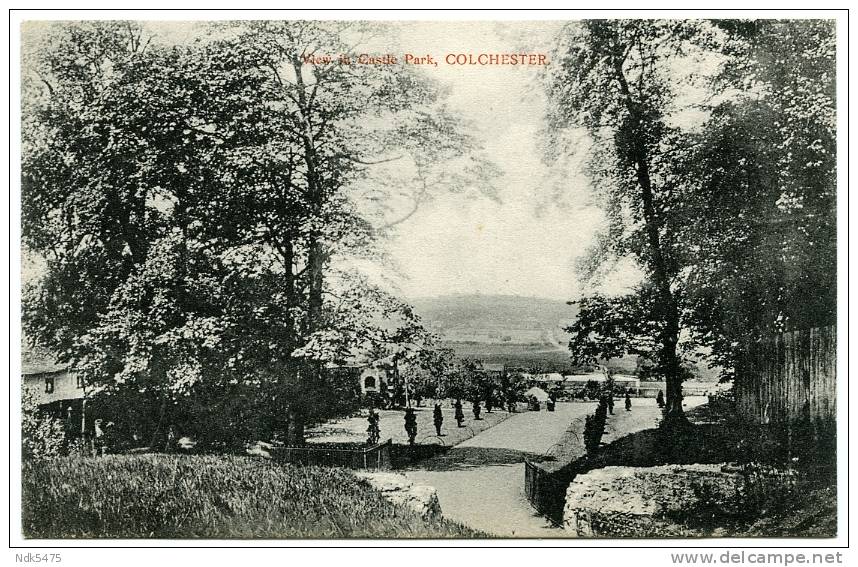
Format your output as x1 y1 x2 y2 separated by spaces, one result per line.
563 464 747 537
355 472 442 521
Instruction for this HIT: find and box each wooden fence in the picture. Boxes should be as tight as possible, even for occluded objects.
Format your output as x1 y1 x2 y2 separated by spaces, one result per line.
275 439 392 470
735 326 836 440
524 460 567 526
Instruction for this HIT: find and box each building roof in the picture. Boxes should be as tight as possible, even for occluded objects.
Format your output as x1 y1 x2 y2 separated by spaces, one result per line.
612 374 639 382
534 372 564 382
563 374 604 382
21 343 66 375
563 373 640 383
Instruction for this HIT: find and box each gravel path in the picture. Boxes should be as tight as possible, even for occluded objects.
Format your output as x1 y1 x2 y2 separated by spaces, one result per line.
405 402 590 538
405 397 707 538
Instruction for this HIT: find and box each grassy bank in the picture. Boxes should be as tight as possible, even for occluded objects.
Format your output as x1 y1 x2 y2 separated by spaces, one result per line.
22 454 482 539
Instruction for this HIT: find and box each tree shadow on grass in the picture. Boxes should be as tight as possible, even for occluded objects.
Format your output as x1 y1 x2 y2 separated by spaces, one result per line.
552 412 837 486
553 423 746 483
393 444 551 472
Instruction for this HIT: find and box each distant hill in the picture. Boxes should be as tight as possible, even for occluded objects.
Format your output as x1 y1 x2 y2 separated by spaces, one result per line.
409 294 580 371
410 294 578 343
408 294 720 379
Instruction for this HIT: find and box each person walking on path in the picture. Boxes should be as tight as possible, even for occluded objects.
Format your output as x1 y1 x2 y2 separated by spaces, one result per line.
454 399 465 427
656 390 665 409
433 403 444 436
404 407 418 446
607 388 615 415
625 391 632 412
485 392 494 413
472 399 482 420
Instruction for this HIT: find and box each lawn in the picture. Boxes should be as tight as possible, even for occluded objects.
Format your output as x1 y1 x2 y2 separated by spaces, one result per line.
305 404 516 469
22 454 483 539
307 403 513 447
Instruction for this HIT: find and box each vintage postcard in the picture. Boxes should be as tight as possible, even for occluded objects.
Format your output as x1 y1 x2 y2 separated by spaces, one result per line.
12 12 845 546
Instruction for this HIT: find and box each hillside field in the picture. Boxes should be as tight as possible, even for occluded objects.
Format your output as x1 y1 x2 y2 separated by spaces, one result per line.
411 295 630 372
411 295 718 378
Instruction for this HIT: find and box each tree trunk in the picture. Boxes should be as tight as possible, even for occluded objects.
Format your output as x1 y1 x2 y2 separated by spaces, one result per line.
149 394 169 449
613 58 686 423
273 237 299 441
291 55 326 445
307 241 324 332
638 174 685 422
662 333 685 420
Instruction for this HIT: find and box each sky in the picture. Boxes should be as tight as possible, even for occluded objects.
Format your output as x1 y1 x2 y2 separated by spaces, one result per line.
361 22 612 302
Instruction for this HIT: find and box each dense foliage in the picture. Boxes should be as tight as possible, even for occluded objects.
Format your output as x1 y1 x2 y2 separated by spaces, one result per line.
21 21 495 446
546 20 836 411
21 387 66 460
680 20 836 376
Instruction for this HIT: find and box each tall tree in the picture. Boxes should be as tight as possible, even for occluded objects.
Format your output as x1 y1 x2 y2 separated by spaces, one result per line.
22 22 291 444
545 20 711 421
22 21 497 446
228 21 497 441
547 19 836 406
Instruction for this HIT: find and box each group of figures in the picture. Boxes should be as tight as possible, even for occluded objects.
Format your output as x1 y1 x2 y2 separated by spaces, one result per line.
365 389 649 447
600 388 634 415
528 390 558 412
365 397 498 446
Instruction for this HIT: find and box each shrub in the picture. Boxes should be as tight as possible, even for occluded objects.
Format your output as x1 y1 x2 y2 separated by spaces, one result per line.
21 387 66 461
583 398 609 454
707 387 736 414
585 380 601 400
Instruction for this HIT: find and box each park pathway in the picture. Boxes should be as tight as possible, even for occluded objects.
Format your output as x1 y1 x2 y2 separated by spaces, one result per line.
405 398 705 538
404 402 591 538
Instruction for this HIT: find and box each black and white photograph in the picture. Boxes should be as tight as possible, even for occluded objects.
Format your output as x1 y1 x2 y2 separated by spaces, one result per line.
9 8 847 548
